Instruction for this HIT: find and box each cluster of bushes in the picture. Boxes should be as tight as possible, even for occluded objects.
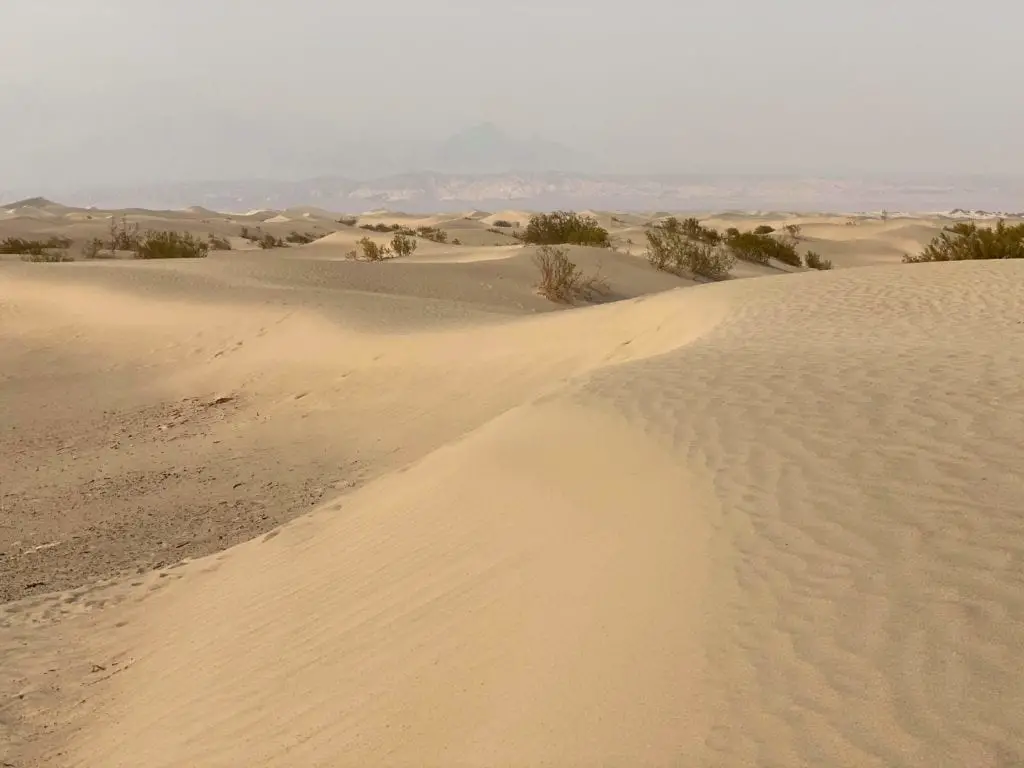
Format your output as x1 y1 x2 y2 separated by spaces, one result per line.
1 236 73 258
359 222 450 244
135 231 210 259
207 234 232 250
285 230 322 245
491 219 517 228
239 227 287 249
516 211 610 247
905 220 1024 262
336 216 358 226
532 245 608 303
644 217 812 279
347 233 418 261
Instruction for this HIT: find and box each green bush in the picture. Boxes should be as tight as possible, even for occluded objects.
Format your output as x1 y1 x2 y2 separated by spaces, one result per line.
518 211 610 247
492 219 515 228
415 226 448 244
645 217 734 280
804 250 833 270
904 220 1024 262
390 233 417 257
350 236 392 261
724 229 802 267
135 231 209 259
753 224 775 235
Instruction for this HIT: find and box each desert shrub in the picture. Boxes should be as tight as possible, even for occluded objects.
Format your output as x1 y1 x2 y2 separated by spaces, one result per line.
678 217 722 245
804 250 833 270
753 224 775 235
492 219 514 228
208 234 232 250
351 236 392 261
258 234 286 249
337 216 358 226
415 226 448 244
135 231 209 259
904 220 1024 262
390 233 417 257
285 230 319 244
519 211 610 247
724 229 802 267
532 245 608 302
782 223 802 240
451 237 462 245
1 236 72 255
82 237 109 259
361 223 402 233
240 226 259 241
724 226 740 238
645 217 734 280
21 250 75 263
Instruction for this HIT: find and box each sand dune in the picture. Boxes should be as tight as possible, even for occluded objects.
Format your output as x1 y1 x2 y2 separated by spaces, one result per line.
2 206 1023 767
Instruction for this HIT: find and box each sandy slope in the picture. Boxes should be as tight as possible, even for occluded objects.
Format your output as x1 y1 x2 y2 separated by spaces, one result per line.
2 206 1024 766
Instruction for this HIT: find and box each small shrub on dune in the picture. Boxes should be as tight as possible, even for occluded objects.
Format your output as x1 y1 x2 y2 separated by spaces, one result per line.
134 231 209 259
492 219 515 228
804 250 833 270
644 217 734 280
336 216 358 226
532 245 608 303
350 236 392 261
905 220 1024 262
208 234 232 250
415 226 448 244
753 224 775 235
285 230 320 245
21 250 75 263
360 223 402 233
724 229 802 267
390 233 417 257
1 236 72 255
258 233 286 249
518 211 610 247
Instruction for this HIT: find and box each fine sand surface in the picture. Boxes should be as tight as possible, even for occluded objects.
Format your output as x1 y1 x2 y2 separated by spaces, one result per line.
2 204 1023 767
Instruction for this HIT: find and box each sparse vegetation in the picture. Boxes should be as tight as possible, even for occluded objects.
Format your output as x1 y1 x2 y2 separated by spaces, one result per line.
135 231 209 259
532 245 608 302
390 233 417 257
350 236 392 261
804 250 833 270
517 211 610 247
208 234 232 250
905 220 1024 262
753 224 775 235
21 250 75 263
285 230 320 245
644 217 734 280
723 229 802 267
492 219 515 228
0 236 72 255
451 237 462 245
360 223 403 233
336 216 358 226
415 226 448 244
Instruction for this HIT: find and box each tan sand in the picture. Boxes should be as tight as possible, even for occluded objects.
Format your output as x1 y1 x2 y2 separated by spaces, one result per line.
2 206 1023 767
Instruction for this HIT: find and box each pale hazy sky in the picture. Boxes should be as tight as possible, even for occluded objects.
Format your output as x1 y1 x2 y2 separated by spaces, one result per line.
3 0 1023 187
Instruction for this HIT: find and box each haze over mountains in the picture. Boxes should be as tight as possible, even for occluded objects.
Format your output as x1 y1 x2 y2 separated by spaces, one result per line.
5 123 1024 213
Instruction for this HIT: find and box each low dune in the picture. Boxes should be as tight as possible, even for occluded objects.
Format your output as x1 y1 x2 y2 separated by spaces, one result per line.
2 205 1023 767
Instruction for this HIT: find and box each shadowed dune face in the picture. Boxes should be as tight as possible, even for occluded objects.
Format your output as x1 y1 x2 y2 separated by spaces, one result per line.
2 205 1024 767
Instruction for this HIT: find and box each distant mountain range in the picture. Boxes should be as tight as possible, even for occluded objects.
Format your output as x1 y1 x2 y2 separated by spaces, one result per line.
7 173 1023 215
3 123 1023 213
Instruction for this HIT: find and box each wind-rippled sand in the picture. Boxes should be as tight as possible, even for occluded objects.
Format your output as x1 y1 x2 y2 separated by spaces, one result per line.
2 204 1023 767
